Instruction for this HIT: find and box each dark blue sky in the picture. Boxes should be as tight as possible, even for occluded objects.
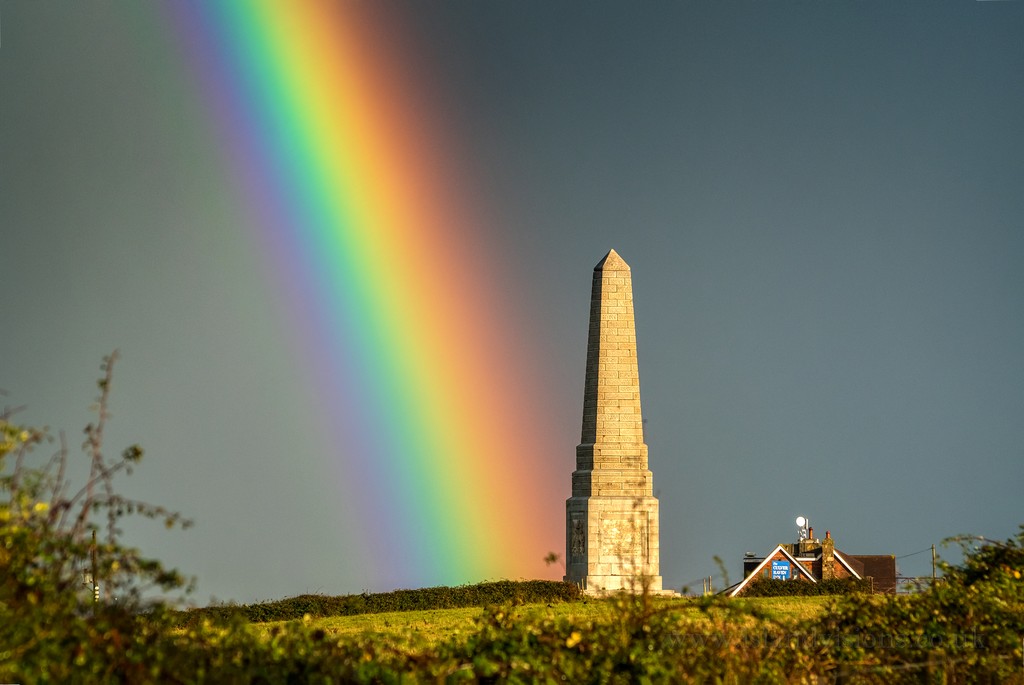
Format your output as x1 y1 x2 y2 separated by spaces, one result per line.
2 1 1022 601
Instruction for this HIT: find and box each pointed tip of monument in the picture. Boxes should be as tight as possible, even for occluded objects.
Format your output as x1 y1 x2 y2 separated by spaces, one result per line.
595 248 630 271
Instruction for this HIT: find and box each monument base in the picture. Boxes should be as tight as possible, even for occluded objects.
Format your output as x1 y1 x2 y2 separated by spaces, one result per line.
565 574 665 595
565 495 661 596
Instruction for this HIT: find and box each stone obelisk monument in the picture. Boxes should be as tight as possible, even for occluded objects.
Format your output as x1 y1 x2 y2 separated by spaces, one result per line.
565 249 662 593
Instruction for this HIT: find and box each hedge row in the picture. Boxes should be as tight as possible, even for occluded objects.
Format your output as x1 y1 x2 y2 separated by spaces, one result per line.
175 579 585 626
742 576 873 597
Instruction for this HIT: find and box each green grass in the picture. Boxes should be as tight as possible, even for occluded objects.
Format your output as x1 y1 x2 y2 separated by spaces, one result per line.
251 595 830 648
736 595 828 622
176 579 583 627
253 606 485 647
251 600 601 647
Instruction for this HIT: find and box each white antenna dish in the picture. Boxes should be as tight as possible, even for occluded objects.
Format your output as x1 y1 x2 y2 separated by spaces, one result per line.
795 516 810 540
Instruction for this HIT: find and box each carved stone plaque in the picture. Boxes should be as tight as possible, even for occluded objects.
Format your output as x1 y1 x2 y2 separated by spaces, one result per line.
570 516 586 561
599 514 648 561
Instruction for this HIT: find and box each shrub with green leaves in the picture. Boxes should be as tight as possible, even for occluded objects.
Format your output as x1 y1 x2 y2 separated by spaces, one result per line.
813 527 1024 682
0 353 190 682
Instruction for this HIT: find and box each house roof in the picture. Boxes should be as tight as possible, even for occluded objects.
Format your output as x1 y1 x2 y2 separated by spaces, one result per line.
832 551 863 579
850 555 897 593
726 544 817 597
810 550 864 579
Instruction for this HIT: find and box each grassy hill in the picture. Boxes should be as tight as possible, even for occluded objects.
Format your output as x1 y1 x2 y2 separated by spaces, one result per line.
252 594 828 647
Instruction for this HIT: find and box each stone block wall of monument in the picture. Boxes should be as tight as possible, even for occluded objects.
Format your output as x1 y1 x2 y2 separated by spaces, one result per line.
565 249 662 593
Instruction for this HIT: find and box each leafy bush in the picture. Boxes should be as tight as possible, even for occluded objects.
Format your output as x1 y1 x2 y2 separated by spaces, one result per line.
813 527 1024 682
0 354 191 682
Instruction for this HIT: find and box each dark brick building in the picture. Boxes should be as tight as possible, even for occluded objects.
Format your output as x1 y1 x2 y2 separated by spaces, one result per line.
726 527 896 596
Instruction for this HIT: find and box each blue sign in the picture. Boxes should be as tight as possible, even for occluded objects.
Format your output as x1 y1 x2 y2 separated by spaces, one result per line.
771 560 791 580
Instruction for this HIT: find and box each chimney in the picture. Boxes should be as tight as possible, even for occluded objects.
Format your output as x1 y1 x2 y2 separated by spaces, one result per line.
808 526 814 541
822 532 836 580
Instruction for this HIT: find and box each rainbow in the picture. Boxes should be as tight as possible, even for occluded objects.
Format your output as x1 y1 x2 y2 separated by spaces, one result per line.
163 2 568 589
